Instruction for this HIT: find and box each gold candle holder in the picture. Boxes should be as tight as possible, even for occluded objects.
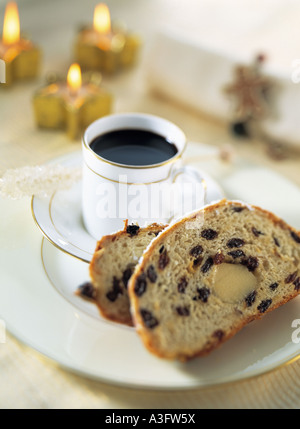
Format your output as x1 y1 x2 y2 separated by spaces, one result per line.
32 64 113 140
0 2 41 86
74 3 141 74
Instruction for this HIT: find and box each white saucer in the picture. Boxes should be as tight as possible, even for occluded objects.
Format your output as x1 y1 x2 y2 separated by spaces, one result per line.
31 150 225 263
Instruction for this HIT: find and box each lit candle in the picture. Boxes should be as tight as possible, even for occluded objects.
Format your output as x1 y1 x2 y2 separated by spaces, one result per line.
32 63 113 140
93 3 111 40
74 3 141 74
0 2 41 85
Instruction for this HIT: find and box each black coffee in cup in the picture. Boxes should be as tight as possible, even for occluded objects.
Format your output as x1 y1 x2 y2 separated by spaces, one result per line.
89 129 178 166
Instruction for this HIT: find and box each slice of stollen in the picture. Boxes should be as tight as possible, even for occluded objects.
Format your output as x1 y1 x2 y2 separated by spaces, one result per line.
128 199 300 360
79 221 167 326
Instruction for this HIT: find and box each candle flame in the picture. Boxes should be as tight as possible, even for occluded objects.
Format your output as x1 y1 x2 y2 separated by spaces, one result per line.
2 2 20 45
67 63 82 94
93 3 111 34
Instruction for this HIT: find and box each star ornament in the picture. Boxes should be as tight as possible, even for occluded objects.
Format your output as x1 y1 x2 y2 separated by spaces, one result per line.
224 56 272 121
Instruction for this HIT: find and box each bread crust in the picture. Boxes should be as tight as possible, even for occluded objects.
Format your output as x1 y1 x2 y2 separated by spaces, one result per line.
128 199 300 361
89 221 167 326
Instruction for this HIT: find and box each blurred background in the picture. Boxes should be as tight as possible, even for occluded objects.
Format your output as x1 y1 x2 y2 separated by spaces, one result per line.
1 0 300 174
1 0 299 69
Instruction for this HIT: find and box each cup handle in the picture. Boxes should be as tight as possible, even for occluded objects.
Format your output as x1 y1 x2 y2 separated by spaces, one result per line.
167 165 207 223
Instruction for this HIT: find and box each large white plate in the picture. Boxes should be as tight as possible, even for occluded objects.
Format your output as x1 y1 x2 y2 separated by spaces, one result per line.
1 143 300 390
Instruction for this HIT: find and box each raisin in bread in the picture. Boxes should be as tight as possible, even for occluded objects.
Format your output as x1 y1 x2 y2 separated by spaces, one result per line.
128 199 300 361
84 221 166 326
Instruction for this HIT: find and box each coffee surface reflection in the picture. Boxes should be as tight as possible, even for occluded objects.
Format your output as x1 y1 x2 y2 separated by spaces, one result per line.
89 129 178 166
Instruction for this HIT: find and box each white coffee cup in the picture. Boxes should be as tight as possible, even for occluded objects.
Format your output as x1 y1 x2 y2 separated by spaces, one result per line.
82 112 205 239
